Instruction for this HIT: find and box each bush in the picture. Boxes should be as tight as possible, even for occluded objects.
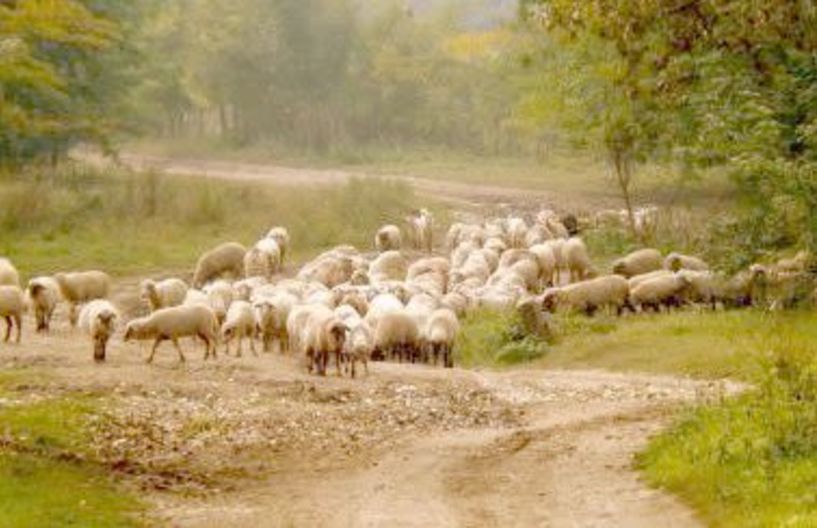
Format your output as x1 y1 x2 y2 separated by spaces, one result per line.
641 319 817 525
455 309 549 368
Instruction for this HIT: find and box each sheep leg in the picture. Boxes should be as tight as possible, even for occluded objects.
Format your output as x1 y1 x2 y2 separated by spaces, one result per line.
249 336 258 357
147 337 163 364
236 337 243 358
335 350 342 377
320 350 329 377
13 315 21 344
172 338 186 363
2 316 10 342
69 303 78 327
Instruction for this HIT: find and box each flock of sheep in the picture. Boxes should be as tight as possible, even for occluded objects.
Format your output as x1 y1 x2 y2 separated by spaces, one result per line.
0 204 811 376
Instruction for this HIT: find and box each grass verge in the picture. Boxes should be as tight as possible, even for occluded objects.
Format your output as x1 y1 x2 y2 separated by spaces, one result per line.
639 320 817 526
0 374 144 527
455 309 549 368
1 163 425 277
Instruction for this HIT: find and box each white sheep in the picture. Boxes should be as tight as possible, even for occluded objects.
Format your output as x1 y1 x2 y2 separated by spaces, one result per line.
54 271 111 326
140 278 188 312
78 300 120 362
425 308 459 368
266 226 291 264
302 306 347 376
124 304 219 363
372 310 420 363
440 292 469 318
664 252 709 272
541 275 631 316
628 269 673 290
297 255 354 287
244 238 281 279
26 277 61 332
629 274 689 312
0 285 25 343
612 248 663 278
344 321 373 378
221 300 257 357
253 291 298 353
192 242 246 288
369 250 408 284
203 280 234 324
375 224 402 252
0 258 19 286
406 209 433 252
286 304 325 354
563 237 595 283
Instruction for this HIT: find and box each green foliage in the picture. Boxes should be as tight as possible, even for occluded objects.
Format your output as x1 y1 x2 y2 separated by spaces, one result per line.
455 309 549 368
641 318 817 526
0 0 130 164
527 0 817 255
0 164 421 276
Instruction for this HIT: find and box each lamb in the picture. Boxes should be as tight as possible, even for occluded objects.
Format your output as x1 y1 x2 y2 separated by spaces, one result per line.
0 258 19 286
664 252 709 272
54 271 111 326
221 301 257 357
541 275 631 316
562 237 595 283
372 310 420 363
140 278 188 312
244 238 281 279
612 249 663 278
78 300 120 362
0 285 24 343
343 321 373 378
302 307 347 376
26 277 61 332
425 308 459 368
253 291 297 353
124 304 219 363
629 274 690 312
375 225 402 252
266 227 291 264
192 242 246 288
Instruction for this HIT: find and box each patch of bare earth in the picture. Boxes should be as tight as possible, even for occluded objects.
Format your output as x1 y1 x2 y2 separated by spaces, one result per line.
2 293 735 526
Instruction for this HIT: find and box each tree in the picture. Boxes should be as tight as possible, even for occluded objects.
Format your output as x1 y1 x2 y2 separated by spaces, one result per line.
0 0 121 164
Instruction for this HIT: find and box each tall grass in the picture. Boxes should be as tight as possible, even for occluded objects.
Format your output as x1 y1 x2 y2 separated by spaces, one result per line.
640 316 817 526
0 163 423 276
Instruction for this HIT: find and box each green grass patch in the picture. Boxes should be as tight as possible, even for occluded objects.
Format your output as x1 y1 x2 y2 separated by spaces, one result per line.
455 309 549 368
1 163 425 277
0 389 144 527
539 310 805 381
640 321 817 526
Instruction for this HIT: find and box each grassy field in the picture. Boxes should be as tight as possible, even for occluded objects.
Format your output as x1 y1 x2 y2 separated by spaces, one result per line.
0 372 144 527
0 163 426 278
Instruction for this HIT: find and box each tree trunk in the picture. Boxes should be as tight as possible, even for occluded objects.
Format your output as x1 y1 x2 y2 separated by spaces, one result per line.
610 145 641 243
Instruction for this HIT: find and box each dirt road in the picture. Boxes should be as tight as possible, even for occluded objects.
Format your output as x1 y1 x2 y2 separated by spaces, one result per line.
86 151 610 211
3 285 732 527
